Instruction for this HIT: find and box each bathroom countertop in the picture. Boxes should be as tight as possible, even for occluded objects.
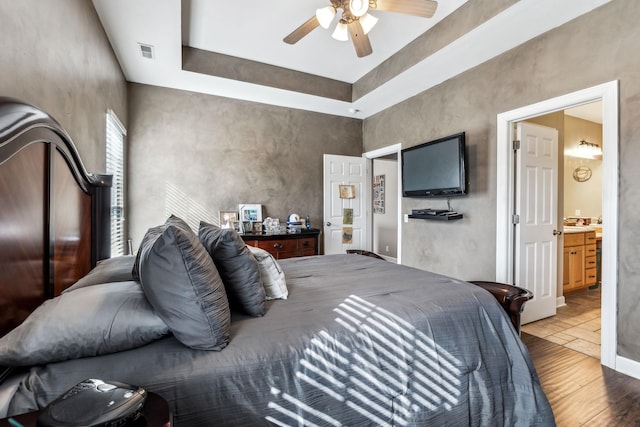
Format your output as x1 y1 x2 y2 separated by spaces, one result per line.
563 226 595 233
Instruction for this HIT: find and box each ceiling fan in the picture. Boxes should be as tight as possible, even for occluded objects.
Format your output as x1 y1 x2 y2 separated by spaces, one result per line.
283 0 438 58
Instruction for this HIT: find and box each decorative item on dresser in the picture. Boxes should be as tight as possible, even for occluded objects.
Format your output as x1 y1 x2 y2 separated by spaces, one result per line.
242 228 320 259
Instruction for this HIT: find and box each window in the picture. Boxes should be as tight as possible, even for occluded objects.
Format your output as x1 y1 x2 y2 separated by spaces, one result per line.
106 110 127 257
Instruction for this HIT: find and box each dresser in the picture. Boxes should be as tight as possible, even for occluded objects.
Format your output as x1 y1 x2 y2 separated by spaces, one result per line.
242 228 320 259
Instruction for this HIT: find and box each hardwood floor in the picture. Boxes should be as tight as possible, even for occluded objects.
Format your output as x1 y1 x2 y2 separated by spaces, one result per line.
522 333 640 426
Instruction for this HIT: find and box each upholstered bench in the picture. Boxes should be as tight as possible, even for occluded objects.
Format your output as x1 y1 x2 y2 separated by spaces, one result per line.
468 281 533 334
346 249 386 260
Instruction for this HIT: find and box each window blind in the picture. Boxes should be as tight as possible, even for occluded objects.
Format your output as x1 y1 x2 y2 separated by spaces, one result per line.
106 110 127 257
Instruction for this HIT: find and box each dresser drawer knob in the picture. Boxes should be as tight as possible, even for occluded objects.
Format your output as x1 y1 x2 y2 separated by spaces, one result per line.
273 243 284 249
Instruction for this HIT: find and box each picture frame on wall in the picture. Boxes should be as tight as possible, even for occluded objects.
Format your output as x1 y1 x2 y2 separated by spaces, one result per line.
338 184 356 199
342 227 353 244
343 208 353 225
373 174 385 214
239 204 263 222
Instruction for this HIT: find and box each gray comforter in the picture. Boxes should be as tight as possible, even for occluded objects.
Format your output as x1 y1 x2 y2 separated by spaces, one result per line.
4 255 554 425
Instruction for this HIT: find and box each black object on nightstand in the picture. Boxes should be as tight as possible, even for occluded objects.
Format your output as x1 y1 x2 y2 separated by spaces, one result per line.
36 379 146 427
0 391 171 427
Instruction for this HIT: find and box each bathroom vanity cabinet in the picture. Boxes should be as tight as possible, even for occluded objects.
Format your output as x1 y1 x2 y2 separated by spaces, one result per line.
563 230 597 293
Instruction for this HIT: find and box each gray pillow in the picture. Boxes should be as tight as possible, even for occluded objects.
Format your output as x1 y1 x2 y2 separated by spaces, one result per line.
64 255 136 293
137 215 231 350
198 221 265 317
0 281 169 366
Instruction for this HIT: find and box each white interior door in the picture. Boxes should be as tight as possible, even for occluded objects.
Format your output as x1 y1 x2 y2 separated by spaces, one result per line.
516 122 559 324
323 154 368 255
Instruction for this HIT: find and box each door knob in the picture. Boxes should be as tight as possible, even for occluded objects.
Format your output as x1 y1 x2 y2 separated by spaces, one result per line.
553 229 562 236
326 222 332 226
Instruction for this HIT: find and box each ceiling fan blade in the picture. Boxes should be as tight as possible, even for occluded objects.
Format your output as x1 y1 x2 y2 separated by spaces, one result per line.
373 0 438 18
283 16 320 44
348 20 372 58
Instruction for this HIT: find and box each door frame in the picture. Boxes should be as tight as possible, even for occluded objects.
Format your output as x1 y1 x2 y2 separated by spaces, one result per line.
364 143 403 264
496 80 619 370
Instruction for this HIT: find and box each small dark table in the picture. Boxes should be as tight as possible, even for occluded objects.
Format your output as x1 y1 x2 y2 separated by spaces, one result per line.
0 392 171 427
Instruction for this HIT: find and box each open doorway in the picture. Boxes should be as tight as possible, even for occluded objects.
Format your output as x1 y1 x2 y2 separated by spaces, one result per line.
364 144 402 264
372 154 398 262
495 81 619 371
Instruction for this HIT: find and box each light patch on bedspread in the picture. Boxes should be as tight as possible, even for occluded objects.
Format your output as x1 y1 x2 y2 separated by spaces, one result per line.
266 294 465 426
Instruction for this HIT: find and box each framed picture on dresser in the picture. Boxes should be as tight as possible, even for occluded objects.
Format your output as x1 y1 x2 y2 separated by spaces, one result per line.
239 204 263 222
218 210 238 229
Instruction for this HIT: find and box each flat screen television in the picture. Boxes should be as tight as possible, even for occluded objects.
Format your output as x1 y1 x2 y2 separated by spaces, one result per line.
401 132 467 197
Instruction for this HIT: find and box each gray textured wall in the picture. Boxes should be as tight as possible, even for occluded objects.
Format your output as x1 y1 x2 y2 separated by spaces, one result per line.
363 0 640 360
0 0 127 172
127 83 362 249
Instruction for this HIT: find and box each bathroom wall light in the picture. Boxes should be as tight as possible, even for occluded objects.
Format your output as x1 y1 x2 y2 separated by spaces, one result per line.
567 139 602 159
576 139 602 158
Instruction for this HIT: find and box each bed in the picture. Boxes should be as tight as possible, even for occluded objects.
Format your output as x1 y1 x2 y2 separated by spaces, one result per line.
0 98 555 426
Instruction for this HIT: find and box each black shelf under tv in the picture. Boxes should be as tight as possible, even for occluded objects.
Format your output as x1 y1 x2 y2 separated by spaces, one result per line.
408 212 463 221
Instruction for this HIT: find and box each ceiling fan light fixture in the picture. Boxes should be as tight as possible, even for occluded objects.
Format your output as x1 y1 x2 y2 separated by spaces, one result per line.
316 6 336 29
283 0 439 58
359 13 378 34
332 21 349 41
349 0 369 17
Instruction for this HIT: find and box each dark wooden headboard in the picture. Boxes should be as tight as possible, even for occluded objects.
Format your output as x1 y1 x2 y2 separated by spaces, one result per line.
0 97 112 337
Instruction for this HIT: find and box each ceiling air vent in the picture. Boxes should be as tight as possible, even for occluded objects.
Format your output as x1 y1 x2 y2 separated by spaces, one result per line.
138 43 154 59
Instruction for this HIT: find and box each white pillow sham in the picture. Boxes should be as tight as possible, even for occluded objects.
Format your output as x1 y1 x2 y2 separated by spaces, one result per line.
247 246 288 300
